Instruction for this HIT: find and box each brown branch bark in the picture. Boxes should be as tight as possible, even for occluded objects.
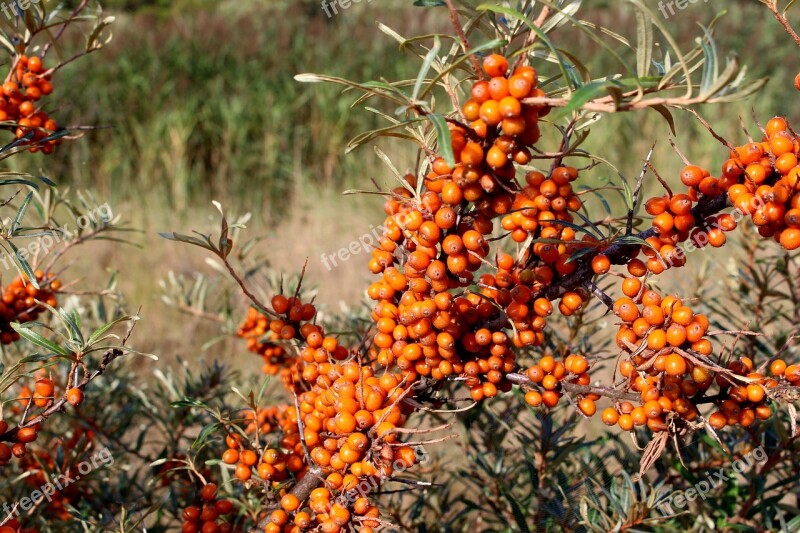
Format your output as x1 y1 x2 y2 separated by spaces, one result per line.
506 372 641 402
443 0 484 80
763 0 800 47
249 466 324 533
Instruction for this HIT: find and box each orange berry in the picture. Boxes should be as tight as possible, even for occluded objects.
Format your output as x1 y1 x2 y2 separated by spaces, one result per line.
621 278 642 298
680 165 705 187
482 54 509 78
281 494 300 512
66 387 84 406
708 411 727 429
591 254 611 275
601 407 619 426
664 354 687 376
780 228 800 250
524 390 542 407
578 397 596 416
770 359 787 376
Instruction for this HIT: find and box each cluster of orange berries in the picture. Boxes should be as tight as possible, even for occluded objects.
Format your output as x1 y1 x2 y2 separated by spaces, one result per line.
724 117 800 250
613 279 712 359
414 56 547 226
603 277 798 433
0 272 60 344
236 307 291 376
266 491 384 533
500 167 583 244
376 178 493 285
369 263 519 399
523 353 595 411
181 483 238 533
0 419 39 463
222 406 305 485
266 488 381 533
642 116 800 270
0 55 60 154
462 54 546 168
267 353 416 529
228 289 421 531
17 429 95 520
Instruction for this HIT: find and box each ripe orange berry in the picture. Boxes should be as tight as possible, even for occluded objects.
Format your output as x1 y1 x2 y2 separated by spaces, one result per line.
643 400 662 419
621 278 642 298
766 117 788 137
524 390 542 407
66 387 84 406
482 54 509 77
508 75 532 98
746 383 765 403
664 353 687 376
591 254 611 275
680 165 705 187
780 228 800 250
541 390 560 408
281 494 301 512
16 427 37 443
653 213 674 234
618 413 634 430
770 359 787 376
613 297 639 322
708 411 727 430
578 397 596 416
601 407 619 426
627 258 647 277
786 364 800 382
222 449 239 464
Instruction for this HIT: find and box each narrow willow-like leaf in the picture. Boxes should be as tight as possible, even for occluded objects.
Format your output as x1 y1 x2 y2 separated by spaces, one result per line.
651 104 676 136
11 323 70 355
412 36 440 101
427 114 455 168
7 241 38 289
11 191 33 235
634 7 653 77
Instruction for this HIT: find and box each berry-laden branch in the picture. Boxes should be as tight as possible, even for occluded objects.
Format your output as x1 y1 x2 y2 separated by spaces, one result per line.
172 8 800 531
506 372 641 403
0 347 127 443
539 193 730 301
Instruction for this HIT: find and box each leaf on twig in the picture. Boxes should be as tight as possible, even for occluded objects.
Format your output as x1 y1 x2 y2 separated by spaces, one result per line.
633 430 669 481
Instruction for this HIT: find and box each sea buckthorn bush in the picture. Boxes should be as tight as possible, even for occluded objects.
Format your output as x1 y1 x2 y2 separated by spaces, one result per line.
2 1 800 533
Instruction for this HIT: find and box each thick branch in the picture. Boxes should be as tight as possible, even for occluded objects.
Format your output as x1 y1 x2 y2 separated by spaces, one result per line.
249 466 324 533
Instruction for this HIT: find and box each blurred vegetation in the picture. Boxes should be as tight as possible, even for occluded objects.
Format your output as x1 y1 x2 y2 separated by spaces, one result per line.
4 1 796 220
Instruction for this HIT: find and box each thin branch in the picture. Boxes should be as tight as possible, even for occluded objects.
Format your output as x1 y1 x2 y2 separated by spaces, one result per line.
763 0 800 47
506 372 641 402
443 0 483 80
